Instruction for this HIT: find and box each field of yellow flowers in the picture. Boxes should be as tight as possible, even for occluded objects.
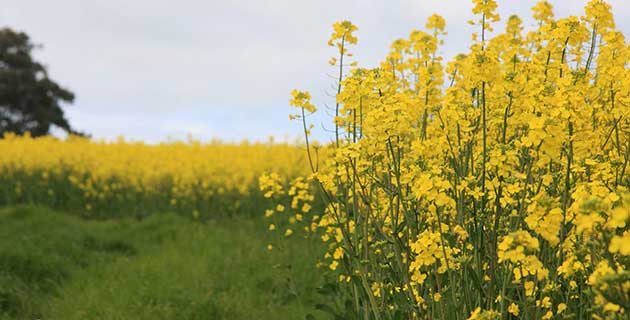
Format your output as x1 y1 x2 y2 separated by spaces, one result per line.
0 134 329 318
0 133 311 219
262 0 630 319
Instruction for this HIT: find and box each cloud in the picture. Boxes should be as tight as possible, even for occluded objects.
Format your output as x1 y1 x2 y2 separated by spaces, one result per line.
3 0 630 141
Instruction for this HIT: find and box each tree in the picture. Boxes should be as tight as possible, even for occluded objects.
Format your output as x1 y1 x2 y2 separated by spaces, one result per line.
0 27 83 137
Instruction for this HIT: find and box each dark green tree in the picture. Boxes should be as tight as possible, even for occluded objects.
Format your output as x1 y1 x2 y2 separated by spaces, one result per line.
0 27 83 137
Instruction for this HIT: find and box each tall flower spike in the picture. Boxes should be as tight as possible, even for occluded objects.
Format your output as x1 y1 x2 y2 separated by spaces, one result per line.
584 0 615 30
289 89 317 114
426 14 447 39
506 15 523 38
328 20 358 52
328 20 359 47
472 0 500 26
532 1 554 24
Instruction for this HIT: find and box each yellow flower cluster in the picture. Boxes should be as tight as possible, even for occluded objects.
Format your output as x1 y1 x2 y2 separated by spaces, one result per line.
266 0 630 318
1 133 310 218
497 230 548 282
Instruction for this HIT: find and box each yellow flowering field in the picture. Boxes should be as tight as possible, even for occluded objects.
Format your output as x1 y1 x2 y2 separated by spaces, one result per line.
0 133 311 218
261 0 630 319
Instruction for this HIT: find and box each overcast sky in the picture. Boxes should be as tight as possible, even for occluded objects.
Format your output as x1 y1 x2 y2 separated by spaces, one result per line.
3 0 630 143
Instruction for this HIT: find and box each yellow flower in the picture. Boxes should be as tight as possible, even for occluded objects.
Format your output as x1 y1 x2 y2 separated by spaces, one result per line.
371 282 381 298
537 296 552 309
557 303 567 314
524 281 535 297
333 247 344 260
425 14 446 32
609 232 630 255
329 20 358 47
467 307 481 320
603 303 621 312
289 90 317 113
532 0 554 23
508 303 519 316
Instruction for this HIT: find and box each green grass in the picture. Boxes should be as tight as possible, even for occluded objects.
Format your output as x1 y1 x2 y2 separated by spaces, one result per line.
0 205 328 319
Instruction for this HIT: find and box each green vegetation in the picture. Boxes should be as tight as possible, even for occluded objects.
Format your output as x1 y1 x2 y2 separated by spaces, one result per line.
0 206 327 319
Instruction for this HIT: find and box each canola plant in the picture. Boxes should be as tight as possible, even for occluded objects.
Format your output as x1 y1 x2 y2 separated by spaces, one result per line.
261 1 630 318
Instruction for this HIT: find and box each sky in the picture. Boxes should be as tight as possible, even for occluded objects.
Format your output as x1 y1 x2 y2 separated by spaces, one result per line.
2 0 630 143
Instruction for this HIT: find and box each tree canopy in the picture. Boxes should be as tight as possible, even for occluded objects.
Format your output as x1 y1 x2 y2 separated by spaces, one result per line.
0 27 82 137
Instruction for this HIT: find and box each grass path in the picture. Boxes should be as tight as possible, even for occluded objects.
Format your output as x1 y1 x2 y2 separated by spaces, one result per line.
0 206 327 319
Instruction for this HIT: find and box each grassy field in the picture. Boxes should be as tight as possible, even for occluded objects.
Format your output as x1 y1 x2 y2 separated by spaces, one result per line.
0 205 328 320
